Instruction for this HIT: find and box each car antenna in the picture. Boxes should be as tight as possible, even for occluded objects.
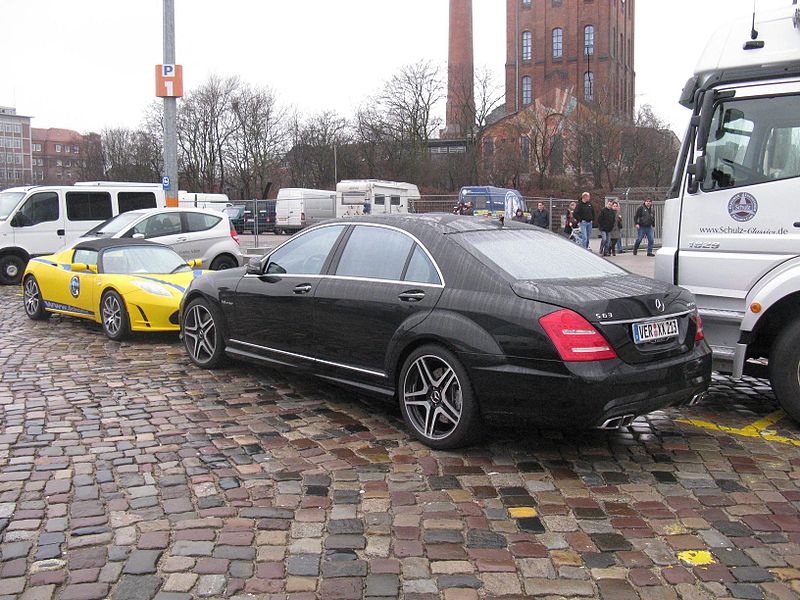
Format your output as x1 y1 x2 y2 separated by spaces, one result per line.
751 0 758 39
744 0 765 49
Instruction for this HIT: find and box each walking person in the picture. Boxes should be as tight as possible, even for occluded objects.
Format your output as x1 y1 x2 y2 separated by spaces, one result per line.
598 198 615 256
573 192 595 251
610 201 623 256
563 201 579 241
529 202 549 229
632 197 656 256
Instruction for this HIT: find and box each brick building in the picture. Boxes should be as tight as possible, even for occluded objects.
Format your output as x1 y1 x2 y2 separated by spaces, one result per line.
31 128 101 185
0 107 33 188
506 0 635 119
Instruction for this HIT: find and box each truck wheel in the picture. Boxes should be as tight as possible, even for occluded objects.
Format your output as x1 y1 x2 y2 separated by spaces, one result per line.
769 319 800 422
0 255 25 285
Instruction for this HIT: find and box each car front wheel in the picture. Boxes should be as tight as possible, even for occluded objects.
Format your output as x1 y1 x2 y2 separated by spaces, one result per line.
0 255 25 285
101 290 130 341
770 319 800 422
183 298 226 368
23 275 50 320
399 345 481 449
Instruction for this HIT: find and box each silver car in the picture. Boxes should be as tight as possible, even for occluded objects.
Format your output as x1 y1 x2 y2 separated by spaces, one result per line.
82 208 244 270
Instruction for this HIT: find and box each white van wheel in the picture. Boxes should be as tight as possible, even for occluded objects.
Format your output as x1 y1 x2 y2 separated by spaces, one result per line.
0 255 25 285
770 320 800 422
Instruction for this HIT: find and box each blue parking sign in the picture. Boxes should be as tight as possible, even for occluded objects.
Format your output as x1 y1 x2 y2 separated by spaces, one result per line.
162 176 170 190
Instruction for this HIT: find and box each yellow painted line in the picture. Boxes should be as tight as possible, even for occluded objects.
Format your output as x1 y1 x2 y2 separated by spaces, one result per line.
508 507 538 518
677 550 716 566
677 410 800 447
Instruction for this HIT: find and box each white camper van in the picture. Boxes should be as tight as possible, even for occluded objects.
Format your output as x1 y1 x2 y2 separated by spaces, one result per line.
655 5 800 418
178 191 231 211
336 180 420 218
275 188 336 234
0 182 166 284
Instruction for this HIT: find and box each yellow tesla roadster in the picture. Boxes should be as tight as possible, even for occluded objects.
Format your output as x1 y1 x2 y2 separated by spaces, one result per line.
22 238 205 340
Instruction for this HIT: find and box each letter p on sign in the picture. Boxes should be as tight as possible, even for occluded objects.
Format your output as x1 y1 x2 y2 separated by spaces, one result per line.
155 64 184 97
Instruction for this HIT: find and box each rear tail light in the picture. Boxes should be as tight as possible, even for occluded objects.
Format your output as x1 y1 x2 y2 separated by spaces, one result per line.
539 309 618 361
230 227 240 245
691 308 704 342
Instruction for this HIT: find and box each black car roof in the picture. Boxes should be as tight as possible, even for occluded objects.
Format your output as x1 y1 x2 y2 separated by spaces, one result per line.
73 238 165 252
332 213 525 235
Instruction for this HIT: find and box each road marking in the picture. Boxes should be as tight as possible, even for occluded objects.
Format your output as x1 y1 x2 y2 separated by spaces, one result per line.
677 410 800 447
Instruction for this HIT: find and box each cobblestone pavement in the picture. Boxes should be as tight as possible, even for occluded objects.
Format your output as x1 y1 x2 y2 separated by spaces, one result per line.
2 285 800 600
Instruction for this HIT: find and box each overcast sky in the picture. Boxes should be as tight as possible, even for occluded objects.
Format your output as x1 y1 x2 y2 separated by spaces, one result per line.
1 0 791 136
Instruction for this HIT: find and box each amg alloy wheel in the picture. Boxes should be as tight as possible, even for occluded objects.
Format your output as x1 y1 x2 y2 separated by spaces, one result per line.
399 345 480 449
23 276 50 320
183 299 226 368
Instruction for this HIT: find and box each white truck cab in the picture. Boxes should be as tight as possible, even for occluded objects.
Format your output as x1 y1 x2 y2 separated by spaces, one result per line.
656 5 800 418
0 182 165 284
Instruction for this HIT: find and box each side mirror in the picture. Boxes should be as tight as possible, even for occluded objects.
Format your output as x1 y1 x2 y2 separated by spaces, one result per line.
71 263 89 272
132 233 145 239
9 214 22 227
687 156 706 194
695 91 717 152
246 257 262 275
188 259 202 268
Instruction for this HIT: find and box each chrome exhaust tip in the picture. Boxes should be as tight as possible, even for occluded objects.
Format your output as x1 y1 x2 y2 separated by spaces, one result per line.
597 414 636 430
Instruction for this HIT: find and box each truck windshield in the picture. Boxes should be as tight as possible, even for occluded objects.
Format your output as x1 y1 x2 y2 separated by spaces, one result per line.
0 192 25 220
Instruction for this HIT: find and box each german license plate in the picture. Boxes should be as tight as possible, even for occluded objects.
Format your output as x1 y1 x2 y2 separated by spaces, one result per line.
633 318 678 344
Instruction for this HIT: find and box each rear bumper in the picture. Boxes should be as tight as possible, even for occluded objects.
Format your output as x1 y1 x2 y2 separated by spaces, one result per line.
462 342 712 428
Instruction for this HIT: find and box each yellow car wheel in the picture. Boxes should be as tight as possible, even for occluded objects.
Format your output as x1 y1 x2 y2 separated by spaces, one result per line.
23 275 50 321
101 290 130 341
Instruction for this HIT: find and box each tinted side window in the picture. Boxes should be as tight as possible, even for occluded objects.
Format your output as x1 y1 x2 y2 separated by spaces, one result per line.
336 226 413 281
265 225 346 275
404 245 440 285
118 192 157 213
66 192 112 221
185 212 222 233
132 213 182 238
17 192 59 226
375 195 385 206
73 249 98 266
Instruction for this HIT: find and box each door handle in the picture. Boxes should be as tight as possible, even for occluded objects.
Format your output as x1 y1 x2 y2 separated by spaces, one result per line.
57 229 65 236
293 283 312 294
794 222 800 228
399 290 426 302
176 237 188 242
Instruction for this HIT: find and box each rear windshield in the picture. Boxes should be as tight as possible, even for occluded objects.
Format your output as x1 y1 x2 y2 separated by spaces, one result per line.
461 229 625 280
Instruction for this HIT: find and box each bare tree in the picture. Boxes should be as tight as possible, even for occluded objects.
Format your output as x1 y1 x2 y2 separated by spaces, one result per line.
286 111 350 189
380 60 444 145
227 85 289 199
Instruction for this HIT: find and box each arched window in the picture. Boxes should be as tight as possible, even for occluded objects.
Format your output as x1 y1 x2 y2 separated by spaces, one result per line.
584 71 594 101
584 25 594 56
521 136 530 163
522 76 532 105
522 31 532 61
552 28 563 59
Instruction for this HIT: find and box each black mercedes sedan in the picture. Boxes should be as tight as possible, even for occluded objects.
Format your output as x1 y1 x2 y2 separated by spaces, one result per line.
180 214 711 449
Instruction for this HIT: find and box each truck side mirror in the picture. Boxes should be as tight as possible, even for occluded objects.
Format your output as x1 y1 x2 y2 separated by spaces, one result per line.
695 91 717 152
687 156 706 194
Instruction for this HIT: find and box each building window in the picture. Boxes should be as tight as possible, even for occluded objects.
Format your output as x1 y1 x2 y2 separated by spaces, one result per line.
522 0 531 7
552 0 562 6
522 31 532 61
483 137 494 157
521 136 530 163
33 143 41 152
55 144 61 152
552 28 563 59
73 146 79 154
584 71 594 101
64 146 70 154
584 25 594 56
522 76 532 105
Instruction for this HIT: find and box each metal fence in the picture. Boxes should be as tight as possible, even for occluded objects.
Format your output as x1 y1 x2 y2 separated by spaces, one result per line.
409 194 665 250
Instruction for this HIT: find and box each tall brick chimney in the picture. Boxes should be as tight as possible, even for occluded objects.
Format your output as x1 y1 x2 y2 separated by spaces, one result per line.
443 0 475 139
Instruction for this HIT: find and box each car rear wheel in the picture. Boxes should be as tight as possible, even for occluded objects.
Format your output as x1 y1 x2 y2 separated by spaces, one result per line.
0 255 25 285
399 345 481 449
23 275 50 320
210 255 238 271
101 290 130 341
183 298 226 368
769 319 800 422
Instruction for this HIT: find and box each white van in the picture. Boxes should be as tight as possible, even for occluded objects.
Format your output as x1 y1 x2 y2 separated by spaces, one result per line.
336 180 420 218
178 191 232 211
0 182 165 284
275 188 336 234
655 5 800 418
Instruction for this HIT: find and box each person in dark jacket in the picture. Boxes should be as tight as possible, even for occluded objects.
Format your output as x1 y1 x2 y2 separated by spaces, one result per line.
633 197 656 256
610 201 623 256
512 208 527 223
573 192 595 250
597 199 616 256
529 202 549 229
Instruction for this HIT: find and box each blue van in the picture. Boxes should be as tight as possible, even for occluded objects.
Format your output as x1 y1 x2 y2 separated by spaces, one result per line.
458 187 526 219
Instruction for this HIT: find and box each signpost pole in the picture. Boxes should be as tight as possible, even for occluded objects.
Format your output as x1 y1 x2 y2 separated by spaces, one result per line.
163 0 178 207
